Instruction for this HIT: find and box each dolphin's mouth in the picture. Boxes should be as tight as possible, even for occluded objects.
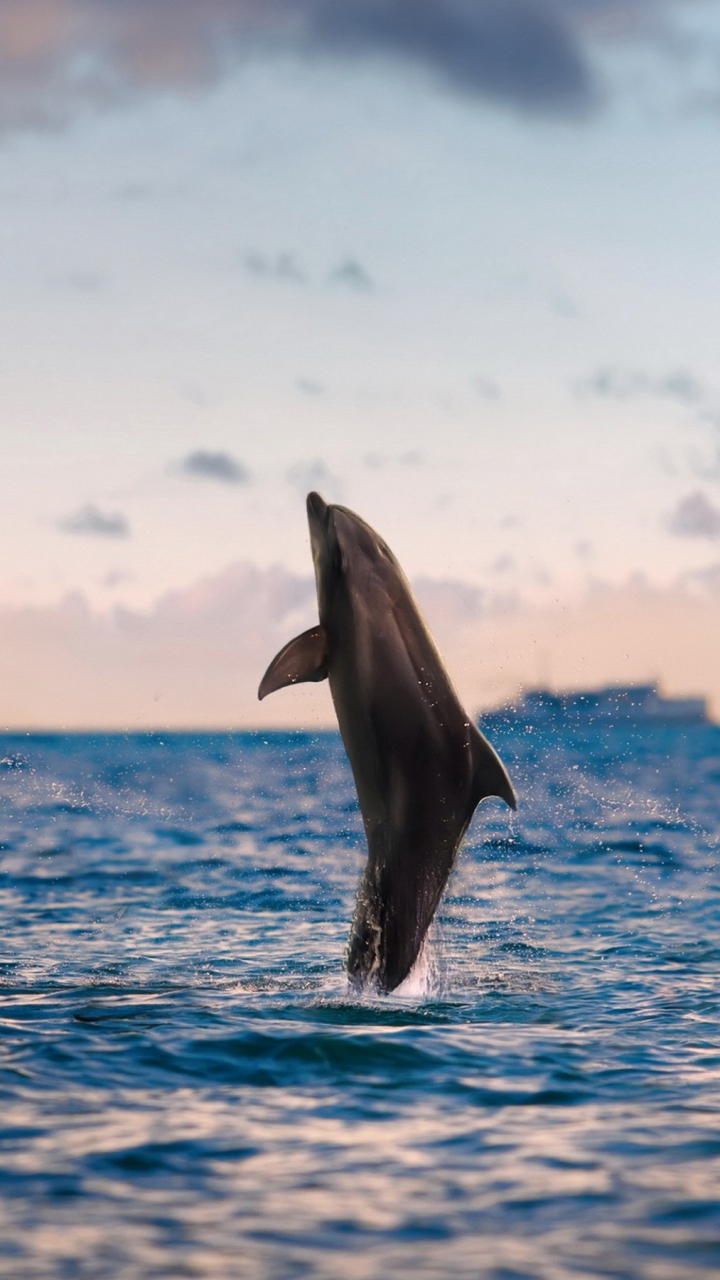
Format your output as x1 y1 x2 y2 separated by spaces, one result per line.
307 491 332 564
306 491 329 526
307 491 335 600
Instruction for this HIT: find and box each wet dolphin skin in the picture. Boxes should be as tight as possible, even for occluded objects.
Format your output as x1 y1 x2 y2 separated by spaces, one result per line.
259 492 516 991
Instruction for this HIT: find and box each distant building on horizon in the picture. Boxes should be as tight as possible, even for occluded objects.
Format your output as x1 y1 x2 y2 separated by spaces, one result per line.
489 683 709 727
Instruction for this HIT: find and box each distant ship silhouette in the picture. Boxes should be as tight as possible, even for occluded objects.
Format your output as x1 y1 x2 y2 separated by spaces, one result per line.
491 683 708 726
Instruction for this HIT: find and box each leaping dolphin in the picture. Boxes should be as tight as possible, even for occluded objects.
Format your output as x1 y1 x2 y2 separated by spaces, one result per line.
259 493 516 992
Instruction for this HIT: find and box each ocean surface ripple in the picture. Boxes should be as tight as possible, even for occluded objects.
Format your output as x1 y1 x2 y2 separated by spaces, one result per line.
1 721 720 1278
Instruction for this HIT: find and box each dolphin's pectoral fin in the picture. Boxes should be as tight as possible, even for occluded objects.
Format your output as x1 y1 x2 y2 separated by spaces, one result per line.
258 626 329 700
470 724 517 810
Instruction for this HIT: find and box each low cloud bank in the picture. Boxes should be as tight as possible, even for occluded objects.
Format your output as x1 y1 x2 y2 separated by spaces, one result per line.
1 561 719 728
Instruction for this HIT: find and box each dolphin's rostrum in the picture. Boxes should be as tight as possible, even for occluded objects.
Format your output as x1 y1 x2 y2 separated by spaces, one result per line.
259 493 516 992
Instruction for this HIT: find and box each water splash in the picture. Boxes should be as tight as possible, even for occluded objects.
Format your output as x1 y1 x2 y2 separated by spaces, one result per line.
393 935 440 1000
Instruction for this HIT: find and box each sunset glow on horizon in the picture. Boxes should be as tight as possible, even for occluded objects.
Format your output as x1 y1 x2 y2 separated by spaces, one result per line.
2 0 720 724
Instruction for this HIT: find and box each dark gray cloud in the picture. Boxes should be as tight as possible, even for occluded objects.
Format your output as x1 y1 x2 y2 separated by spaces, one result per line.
245 253 373 291
0 1 687 129
311 0 594 113
328 258 373 290
178 450 250 484
296 377 325 395
668 491 720 540
59 504 130 538
576 366 705 405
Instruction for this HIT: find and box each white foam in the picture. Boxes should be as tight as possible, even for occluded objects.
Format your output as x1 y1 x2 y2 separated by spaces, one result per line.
393 936 439 1000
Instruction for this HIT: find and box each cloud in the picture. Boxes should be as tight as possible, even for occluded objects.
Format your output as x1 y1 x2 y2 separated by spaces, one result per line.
414 576 487 626
491 555 515 574
0 1 691 131
296 377 325 396
58 504 130 538
245 253 373 292
364 450 424 469
576 366 705 405
115 181 153 200
176 383 211 408
311 0 596 113
550 290 578 318
103 569 132 588
0 563 495 728
472 376 502 401
668 490 720 540
328 258 373 290
5 561 720 728
681 562 720 598
0 562 320 730
177 450 251 484
63 270 107 292
244 251 307 283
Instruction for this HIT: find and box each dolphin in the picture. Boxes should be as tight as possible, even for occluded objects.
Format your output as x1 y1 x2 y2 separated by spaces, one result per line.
258 493 516 992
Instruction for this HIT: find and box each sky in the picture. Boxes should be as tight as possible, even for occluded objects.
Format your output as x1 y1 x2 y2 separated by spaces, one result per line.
2 0 720 726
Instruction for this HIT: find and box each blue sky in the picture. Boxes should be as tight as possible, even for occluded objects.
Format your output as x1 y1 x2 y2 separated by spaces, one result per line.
2 1 720 724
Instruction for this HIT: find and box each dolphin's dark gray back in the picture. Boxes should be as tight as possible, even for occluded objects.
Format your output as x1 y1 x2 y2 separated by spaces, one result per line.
259 493 516 992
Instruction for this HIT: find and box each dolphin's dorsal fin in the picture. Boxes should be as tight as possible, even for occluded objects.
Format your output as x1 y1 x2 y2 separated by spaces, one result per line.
258 626 329 700
469 722 517 810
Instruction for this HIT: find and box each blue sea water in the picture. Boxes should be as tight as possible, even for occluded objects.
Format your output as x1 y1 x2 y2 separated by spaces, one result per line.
1 720 720 1279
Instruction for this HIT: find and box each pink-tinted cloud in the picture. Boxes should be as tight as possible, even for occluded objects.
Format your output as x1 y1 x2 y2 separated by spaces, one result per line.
669 491 720 540
1 557 719 728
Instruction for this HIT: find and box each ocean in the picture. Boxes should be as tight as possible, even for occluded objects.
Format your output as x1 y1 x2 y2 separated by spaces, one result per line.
1 718 719 1278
